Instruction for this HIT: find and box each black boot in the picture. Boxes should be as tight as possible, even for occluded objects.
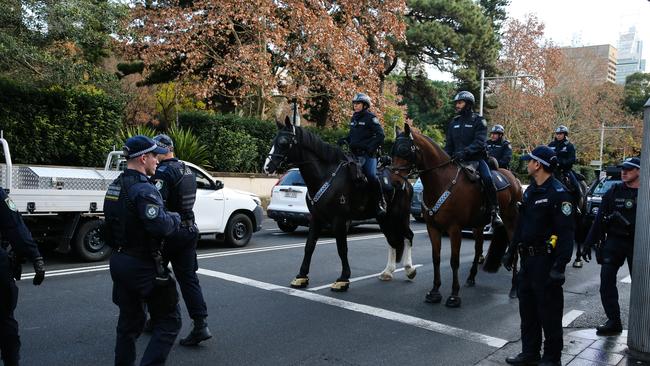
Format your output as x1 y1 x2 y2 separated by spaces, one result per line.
180 317 212 346
505 352 540 365
487 187 503 228
596 319 623 335
374 181 387 218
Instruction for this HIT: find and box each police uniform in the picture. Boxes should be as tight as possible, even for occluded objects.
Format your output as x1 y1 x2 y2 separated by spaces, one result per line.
104 136 183 366
582 157 640 335
341 108 385 180
487 138 512 170
152 134 211 346
505 146 575 366
548 138 578 190
0 188 45 366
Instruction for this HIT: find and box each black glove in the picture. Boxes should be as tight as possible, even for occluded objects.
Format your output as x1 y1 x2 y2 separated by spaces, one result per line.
452 151 466 161
32 257 45 286
581 244 592 262
337 138 348 146
547 268 565 286
502 248 515 271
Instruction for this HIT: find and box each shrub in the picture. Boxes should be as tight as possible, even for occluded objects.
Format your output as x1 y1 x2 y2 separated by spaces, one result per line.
212 128 259 172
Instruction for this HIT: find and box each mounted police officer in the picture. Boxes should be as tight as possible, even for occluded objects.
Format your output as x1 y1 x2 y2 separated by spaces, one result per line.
337 92 386 215
487 124 512 170
1 188 45 366
104 135 183 366
444 91 503 227
581 157 640 336
151 134 212 346
502 146 575 366
548 125 579 195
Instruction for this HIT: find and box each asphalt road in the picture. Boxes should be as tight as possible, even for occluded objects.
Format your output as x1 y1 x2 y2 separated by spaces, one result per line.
14 218 630 366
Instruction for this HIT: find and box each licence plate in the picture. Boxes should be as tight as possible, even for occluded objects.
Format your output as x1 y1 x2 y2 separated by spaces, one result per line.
284 191 298 198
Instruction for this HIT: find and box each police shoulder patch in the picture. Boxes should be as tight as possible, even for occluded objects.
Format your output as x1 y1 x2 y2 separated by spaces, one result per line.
481 118 487 127
372 117 380 125
561 201 573 216
145 204 160 219
625 199 634 209
4 197 17 211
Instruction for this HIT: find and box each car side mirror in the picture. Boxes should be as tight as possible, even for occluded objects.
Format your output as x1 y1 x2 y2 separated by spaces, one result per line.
215 180 224 190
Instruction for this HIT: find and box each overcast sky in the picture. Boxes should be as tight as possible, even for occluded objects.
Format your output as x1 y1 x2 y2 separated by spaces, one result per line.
427 0 650 81
508 0 650 59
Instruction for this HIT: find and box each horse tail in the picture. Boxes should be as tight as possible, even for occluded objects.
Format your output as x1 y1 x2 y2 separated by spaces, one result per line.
483 225 509 273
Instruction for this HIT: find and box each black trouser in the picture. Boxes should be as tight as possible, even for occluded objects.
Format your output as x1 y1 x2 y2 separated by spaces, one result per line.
0 249 20 366
110 252 181 366
517 254 564 363
164 225 208 320
600 236 633 323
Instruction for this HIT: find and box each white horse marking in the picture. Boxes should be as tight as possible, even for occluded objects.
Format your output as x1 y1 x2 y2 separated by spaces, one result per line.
402 238 416 279
263 145 275 174
379 247 397 281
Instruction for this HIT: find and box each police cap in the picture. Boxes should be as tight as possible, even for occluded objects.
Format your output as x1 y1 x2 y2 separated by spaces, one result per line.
123 135 168 159
521 145 557 167
618 157 641 170
153 134 174 150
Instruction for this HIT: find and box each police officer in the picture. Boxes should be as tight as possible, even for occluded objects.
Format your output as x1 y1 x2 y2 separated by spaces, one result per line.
581 157 640 335
104 135 183 366
548 125 579 194
337 92 386 215
487 124 512 170
445 91 503 227
502 146 575 366
151 134 211 346
0 188 45 366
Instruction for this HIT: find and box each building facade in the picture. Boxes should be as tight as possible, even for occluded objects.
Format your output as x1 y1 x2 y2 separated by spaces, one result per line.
616 27 646 84
560 44 618 85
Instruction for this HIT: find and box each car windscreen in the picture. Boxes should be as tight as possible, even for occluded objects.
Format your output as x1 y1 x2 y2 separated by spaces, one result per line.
280 170 306 186
593 179 620 196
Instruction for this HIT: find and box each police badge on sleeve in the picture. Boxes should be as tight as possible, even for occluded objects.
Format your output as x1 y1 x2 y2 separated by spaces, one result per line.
561 202 573 216
145 204 160 219
4 197 17 211
154 179 164 191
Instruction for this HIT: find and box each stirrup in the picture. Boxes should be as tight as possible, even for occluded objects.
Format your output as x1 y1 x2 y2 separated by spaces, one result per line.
491 211 504 227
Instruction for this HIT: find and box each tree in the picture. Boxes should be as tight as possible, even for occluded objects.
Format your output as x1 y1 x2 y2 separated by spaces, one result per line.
123 0 406 126
623 72 650 116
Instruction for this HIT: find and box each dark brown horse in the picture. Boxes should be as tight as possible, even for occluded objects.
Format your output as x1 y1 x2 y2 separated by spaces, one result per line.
391 124 523 307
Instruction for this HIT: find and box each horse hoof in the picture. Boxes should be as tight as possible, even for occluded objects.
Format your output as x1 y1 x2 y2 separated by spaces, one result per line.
465 279 475 287
290 277 309 288
572 260 583 268
509 288 518 299
445 296 461 308
405 267 417 280
477 255 485 264
425 291 442 304
378 273 393 281
330 280 350 292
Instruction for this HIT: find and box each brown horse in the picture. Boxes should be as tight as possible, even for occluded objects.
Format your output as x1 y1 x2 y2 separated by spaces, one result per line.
391 124 523 307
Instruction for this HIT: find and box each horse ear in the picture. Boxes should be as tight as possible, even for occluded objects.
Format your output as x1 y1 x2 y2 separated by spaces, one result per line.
395 126 402 138
276 120 284 130
404 123 413 139
284 116 293 128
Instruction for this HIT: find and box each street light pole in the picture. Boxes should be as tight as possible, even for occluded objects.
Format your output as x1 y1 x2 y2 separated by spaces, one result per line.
478 69 534 116
628 97 650 361
594 124 632 172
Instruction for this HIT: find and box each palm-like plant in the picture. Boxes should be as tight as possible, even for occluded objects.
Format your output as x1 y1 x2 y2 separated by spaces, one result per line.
167 125 212 169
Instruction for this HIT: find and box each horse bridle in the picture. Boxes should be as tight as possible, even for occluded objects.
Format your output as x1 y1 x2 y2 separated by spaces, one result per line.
267 130 298 172
390 136 453 176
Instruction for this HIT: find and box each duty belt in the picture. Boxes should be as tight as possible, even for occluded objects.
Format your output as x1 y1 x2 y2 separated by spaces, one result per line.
116 247 151 260
518 245 548 257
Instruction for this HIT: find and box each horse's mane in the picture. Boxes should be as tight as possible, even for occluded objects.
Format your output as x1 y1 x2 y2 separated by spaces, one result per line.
297 127 346 163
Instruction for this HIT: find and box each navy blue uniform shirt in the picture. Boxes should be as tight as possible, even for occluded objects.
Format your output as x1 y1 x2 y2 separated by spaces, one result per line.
512 176 575 272
584 182 638 246
0 188 41 260
548 139 576 171
151 158 197 222
445 111 488 161
344 109 385 156
487 138 512 169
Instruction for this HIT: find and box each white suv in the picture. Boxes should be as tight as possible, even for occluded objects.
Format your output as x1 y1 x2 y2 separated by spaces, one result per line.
267 169 310 232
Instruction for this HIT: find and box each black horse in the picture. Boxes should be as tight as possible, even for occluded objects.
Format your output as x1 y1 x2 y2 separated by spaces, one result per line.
264 117 416 291
553 172 589 268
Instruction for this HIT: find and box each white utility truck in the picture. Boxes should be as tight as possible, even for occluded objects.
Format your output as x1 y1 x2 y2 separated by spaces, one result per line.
0 135 263 262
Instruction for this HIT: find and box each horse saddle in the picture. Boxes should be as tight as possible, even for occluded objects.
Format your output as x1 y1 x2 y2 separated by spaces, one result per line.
458 161 510 191
377 167 395 193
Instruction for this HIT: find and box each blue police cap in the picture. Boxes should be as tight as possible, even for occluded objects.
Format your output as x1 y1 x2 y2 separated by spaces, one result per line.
521 146 557 167
618 157 641 170
153 134 174 150
123 135 168 159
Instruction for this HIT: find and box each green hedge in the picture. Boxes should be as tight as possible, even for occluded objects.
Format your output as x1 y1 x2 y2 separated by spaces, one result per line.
0 77 124 167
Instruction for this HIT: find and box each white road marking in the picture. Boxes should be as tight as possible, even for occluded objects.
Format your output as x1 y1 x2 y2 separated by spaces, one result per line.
562 310 584 327
621 275 631 283
21 230 430 279
307 264 424 291
264 228 281 231
196 268 509 348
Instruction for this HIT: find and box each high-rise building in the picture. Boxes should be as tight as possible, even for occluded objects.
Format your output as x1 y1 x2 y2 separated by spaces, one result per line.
560 45 618 85
616 27 645 84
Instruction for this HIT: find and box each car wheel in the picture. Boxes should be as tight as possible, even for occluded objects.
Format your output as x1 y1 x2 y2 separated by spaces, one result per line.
277 222 298 233
74 220 112 262
225 213 253 248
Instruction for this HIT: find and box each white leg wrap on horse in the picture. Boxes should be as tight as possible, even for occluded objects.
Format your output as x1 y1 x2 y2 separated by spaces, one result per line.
379 247 397 280
403 239 416 277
